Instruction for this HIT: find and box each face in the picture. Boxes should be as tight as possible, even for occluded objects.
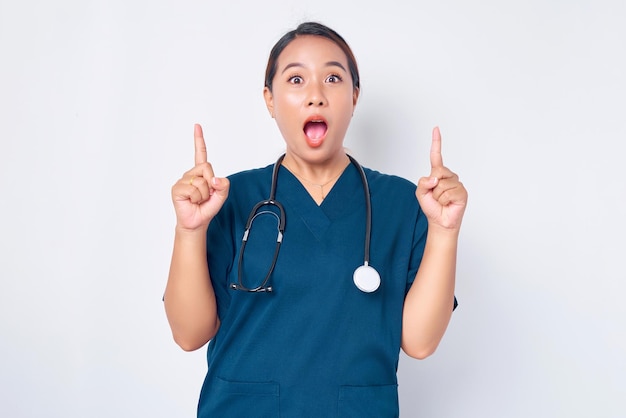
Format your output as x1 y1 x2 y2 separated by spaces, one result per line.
264 35 359 164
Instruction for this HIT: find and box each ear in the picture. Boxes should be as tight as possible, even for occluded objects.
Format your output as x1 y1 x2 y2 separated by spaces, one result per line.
352 87 360 113
263 87 275 118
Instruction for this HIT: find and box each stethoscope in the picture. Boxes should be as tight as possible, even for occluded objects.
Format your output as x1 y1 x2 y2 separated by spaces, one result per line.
230 154 381 293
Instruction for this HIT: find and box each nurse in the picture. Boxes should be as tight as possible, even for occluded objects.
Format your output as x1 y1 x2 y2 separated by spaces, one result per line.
164 21 467 417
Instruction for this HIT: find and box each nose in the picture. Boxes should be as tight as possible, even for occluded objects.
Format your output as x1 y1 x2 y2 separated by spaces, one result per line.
307 82 326 107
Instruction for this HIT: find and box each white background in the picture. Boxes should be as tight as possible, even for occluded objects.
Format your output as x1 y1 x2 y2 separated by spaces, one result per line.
1 0 625 417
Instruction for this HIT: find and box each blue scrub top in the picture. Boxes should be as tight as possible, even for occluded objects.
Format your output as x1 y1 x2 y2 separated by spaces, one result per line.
198 161 441 417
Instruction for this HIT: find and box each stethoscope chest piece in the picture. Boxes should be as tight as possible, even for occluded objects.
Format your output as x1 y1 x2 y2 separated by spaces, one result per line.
353 264 381 293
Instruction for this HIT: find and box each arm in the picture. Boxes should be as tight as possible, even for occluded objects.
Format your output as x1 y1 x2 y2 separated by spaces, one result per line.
402 227 458 359
165 227 219 352
163 124 230 351
401 127 467 359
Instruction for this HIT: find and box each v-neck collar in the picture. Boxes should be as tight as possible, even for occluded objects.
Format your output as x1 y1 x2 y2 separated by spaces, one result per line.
276 163 364 240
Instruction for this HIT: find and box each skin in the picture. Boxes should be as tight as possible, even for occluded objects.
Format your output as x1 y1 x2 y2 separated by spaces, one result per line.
263 35 358 195
164 35 468 358
163 124 226 351
403 126 467 358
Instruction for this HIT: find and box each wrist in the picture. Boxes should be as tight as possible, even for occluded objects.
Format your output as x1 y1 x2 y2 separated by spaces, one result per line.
174 224 209 238
427 223 461 242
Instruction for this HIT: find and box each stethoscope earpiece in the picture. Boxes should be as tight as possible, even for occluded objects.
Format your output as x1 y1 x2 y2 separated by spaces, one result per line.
230 283 274 293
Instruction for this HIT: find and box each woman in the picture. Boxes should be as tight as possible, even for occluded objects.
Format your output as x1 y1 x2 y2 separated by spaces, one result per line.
164 21 467 417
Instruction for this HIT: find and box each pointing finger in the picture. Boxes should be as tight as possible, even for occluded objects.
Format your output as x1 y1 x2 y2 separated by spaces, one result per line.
430 126 444 169
194 123 208 166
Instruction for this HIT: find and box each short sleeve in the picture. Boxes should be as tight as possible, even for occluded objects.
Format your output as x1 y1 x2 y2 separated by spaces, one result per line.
206 210 236 318
405 206 428 295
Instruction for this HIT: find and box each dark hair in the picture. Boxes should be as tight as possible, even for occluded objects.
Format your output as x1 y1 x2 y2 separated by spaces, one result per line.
264 22 360 92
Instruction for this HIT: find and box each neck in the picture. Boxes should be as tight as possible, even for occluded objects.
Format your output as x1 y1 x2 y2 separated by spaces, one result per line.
281 153 350 184
281 152 350 204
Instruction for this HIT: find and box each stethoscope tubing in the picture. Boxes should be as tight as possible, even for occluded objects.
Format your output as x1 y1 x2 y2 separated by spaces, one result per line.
347 154 372 267
231 153 376 292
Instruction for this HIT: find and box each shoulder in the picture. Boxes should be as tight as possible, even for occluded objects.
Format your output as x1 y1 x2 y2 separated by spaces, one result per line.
361 166 420 217
227 163 274 185
210 163 275 231
224 163 275 198
363 167 417 195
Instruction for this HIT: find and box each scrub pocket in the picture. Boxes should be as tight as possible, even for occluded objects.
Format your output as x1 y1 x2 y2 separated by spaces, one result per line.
338 384 399 418
199 377 279 417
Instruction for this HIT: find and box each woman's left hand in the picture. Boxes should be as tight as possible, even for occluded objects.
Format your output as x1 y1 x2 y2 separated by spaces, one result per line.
415 127 468 232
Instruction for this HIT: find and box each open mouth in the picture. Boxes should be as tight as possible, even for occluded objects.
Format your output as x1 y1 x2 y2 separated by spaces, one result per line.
304 120 328 142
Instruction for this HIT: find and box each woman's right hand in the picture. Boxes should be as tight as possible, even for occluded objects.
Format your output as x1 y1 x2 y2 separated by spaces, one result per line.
171 124 230 231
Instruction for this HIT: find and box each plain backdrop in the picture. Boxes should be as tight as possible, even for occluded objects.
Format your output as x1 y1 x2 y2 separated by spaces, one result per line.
1 0 625 417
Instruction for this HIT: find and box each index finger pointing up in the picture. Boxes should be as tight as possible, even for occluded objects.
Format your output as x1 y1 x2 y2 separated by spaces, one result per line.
194 123 208 165
430 126 444 169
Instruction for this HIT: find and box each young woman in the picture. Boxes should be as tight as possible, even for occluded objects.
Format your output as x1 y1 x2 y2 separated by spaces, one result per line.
164 21 467 417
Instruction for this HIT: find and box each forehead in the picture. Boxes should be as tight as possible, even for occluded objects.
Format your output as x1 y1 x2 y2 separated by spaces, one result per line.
276 35 348 69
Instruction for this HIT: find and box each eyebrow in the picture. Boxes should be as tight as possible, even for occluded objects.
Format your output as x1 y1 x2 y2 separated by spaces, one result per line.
281 61 347 74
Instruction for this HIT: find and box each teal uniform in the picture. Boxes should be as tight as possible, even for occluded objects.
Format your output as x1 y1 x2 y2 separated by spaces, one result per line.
198 161 452 417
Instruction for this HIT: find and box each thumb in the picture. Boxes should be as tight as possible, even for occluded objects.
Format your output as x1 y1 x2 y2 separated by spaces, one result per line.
416 175 438 198
210 176 230 198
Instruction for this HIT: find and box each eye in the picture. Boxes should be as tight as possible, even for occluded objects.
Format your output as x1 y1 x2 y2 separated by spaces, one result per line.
288 75 304 84
326 74 343 83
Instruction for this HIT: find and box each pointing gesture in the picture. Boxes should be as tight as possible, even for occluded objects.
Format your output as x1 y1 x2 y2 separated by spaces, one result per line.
415 127 467 231
171 124 230 231
429 125 444 168
194 123 209 166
